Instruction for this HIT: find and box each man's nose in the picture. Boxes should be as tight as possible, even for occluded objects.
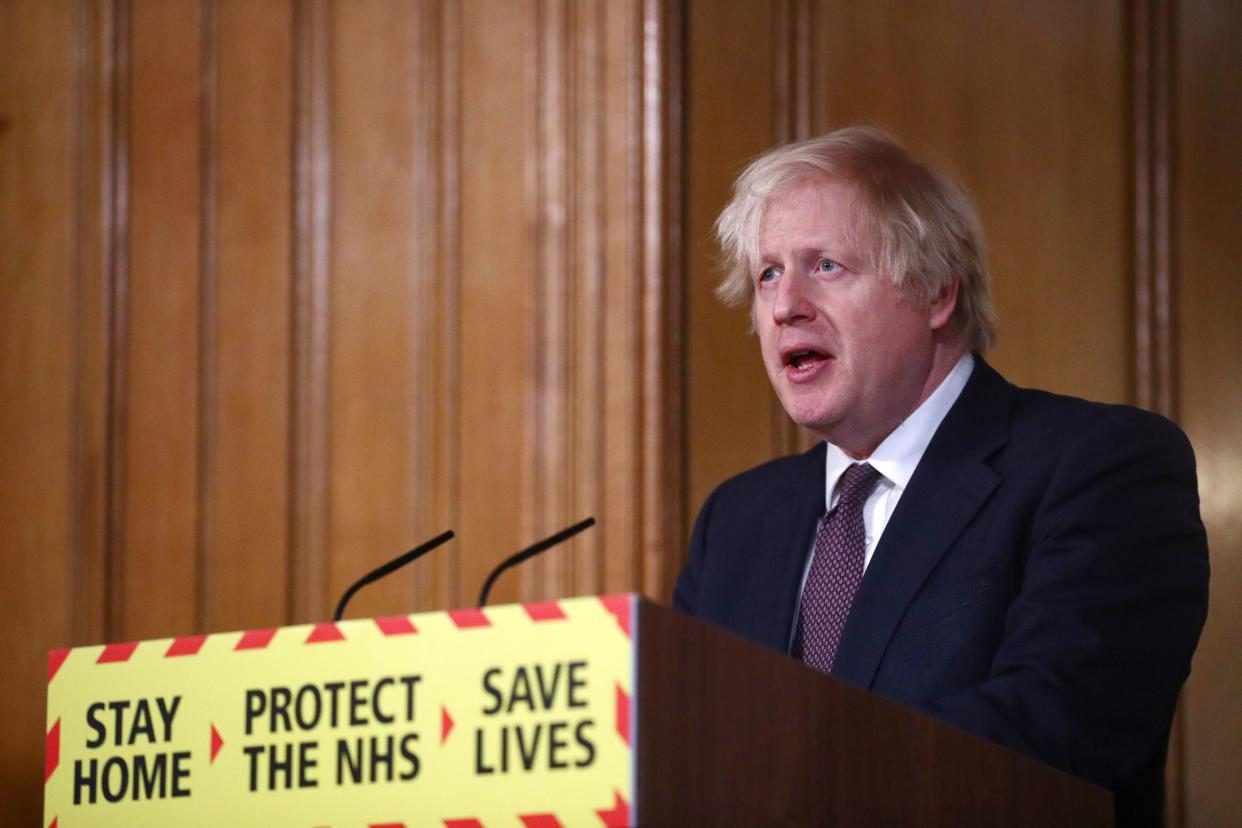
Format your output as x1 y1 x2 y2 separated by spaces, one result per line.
772 271 814 325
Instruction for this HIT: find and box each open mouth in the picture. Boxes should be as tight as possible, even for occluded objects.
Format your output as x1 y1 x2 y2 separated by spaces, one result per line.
785 348 830 372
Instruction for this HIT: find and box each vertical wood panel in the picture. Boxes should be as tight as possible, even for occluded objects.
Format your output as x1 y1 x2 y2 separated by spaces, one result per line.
1132 0 1178 420
71 0 115 652
456 0 536 607
528 0 573 600
208 0 293 631
410 0 461 612
290 0 331 623
600 0 643 593
569 0 607 597
327 0 423 618
773 0 828 145
123 0 203 640
105 0 132 643
1176 2 1242 825
197 0 219 639
526 0 636 601
0 2 76 820
639 0 683 600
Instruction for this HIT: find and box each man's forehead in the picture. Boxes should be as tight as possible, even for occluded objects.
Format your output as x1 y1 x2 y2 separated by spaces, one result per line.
757 175 870 252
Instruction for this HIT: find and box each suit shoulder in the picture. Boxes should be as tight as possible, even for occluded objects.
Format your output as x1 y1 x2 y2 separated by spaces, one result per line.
1008 386 1192 454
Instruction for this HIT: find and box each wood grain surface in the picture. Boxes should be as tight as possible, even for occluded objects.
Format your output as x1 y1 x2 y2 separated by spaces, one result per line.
637 600 1111 825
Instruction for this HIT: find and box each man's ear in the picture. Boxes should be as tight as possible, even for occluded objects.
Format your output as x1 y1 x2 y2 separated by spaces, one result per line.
928 278 959 331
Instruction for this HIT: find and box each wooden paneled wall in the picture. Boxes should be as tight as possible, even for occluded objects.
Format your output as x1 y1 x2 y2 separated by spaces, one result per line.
2 1 1239 825
1 0 681 821
1176 1 1242 824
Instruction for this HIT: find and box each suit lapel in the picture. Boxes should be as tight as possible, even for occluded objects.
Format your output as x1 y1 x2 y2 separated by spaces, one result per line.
830 358 1013 689
752 443 826 653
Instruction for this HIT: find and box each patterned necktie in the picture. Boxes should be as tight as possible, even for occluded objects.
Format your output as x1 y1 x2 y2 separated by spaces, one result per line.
795 462 883 674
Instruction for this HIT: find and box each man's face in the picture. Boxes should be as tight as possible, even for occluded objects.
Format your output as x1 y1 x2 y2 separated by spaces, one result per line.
753 176 955 456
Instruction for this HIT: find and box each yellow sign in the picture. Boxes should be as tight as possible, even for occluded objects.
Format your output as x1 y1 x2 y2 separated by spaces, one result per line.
44 595 635 827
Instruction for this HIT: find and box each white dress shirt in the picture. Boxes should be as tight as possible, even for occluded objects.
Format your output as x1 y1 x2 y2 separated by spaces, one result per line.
790 352 975 647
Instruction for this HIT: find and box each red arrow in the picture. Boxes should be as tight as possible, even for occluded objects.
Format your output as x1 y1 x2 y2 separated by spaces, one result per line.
441 706 454 745
210 724 224 764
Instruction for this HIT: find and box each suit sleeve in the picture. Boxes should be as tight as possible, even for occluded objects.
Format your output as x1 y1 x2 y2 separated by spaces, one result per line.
911 410 1209 795
673 484 718 615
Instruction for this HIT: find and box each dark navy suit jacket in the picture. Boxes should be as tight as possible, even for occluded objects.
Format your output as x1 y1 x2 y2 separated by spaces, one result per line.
674 358 1209 826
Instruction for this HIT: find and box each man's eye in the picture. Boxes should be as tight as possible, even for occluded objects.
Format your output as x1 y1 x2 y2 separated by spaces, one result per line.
817 259 840 273
759 267 779 283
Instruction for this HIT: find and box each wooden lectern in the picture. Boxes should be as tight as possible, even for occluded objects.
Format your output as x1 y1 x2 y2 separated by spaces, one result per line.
633 599 1111 825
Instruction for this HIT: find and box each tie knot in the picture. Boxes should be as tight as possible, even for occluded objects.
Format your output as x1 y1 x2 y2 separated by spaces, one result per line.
837 463 882 509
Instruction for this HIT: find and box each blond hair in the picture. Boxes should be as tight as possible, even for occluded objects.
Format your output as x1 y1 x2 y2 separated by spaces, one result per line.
714 126 997 352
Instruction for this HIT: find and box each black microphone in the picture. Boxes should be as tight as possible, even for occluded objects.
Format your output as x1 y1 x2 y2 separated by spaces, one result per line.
332 530 455 621
476 517 597 607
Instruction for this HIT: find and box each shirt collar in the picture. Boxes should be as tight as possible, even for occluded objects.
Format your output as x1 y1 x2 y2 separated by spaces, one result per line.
824 352 975 509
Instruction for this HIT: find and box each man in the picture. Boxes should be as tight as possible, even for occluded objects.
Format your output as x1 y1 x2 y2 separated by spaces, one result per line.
673 127 1208 826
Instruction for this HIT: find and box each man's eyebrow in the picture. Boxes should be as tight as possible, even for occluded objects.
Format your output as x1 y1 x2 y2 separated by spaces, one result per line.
758 244 856 263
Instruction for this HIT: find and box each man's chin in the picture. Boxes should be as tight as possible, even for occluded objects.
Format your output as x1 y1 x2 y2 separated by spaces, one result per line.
771 381 844 434
782 406 839 443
